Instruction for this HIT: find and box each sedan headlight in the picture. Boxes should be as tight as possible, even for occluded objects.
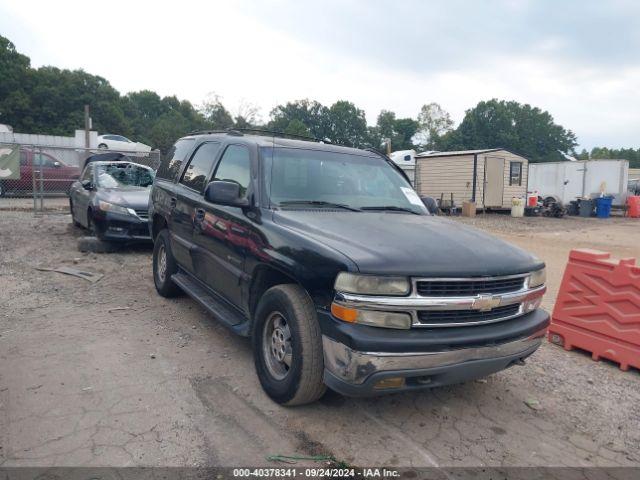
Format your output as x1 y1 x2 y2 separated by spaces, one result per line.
334 273 410 296
528 268 546 288
98 200 131 216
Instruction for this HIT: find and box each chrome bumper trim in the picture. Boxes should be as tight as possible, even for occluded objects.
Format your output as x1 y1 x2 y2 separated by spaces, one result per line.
322 329 546 385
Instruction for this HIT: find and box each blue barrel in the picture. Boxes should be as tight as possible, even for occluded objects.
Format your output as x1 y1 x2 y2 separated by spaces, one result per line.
595 197 613 218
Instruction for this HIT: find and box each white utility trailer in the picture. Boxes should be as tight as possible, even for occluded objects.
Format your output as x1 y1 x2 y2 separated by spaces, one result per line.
528 160 629 207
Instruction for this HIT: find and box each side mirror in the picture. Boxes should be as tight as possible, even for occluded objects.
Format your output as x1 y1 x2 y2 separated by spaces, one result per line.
420 196 439 215
81 180 93 190
53 161 61 168
204 180 249 207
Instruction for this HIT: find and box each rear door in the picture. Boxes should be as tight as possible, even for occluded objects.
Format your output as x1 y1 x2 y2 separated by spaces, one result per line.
192 143 253 307
173 142 222 274
484 156 505 207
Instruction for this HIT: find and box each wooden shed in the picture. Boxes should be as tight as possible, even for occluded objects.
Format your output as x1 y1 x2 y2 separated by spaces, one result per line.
414 149 529 209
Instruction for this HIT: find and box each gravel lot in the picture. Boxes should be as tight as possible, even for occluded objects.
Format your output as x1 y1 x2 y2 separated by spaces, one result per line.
0 210 638 468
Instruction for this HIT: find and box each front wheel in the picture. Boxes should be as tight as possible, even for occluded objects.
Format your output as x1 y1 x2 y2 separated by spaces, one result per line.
98 143 108 150
252 284 326 406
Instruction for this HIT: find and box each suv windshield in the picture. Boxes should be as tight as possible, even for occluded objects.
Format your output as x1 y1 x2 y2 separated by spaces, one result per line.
262 147 427 214
96 163 155 188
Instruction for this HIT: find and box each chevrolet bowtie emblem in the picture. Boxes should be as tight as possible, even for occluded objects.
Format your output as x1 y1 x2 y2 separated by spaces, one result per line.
473 295 501 311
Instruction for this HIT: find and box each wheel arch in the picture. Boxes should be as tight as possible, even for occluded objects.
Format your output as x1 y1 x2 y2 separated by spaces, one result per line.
151 213 168 241
248 265 303 319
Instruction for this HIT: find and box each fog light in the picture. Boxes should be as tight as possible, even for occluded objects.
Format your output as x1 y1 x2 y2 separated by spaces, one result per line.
523 296 543 312
374 377 405 390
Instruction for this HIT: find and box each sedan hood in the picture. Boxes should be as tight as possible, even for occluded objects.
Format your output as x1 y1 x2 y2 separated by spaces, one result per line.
273 210 543 277
98 187 150 210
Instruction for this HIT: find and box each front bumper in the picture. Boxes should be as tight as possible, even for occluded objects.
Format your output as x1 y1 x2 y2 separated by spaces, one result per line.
321 309 549 396
92 211 151 242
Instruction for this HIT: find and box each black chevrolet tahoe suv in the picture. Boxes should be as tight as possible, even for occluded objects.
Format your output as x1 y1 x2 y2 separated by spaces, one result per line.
149 130 549 406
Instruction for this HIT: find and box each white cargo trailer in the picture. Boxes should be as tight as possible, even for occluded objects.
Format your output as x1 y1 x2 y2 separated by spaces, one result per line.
528 160 629 207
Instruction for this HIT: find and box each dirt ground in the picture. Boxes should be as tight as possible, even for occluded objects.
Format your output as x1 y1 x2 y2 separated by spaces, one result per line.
0 209 639 468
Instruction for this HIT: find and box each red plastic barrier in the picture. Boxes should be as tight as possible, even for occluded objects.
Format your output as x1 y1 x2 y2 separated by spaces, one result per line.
548 249 640 371
628 196 640 218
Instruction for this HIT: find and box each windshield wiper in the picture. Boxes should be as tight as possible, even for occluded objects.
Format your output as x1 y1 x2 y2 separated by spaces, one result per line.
278 200 361 212
360 206 421 215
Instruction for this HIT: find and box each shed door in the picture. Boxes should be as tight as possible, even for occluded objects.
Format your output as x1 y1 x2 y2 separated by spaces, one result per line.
484 157 505 207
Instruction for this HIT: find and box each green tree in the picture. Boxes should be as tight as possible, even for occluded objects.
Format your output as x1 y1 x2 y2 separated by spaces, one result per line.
438 99 577 161
416 102 453 148
327 100 369 148
200 94 234 130
269 99 332 140
283 119 311 137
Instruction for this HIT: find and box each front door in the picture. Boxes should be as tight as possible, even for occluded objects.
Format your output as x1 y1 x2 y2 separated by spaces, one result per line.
192 144 253 308
484 156 505 207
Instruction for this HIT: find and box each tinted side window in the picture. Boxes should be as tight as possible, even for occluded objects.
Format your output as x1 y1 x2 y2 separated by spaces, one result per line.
157 139 195 180
180 142 221 192
214 145 251 197
81 166 92 182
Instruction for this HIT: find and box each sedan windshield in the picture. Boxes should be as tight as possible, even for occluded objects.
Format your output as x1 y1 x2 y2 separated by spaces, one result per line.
262 147 427 214
96 163 155 188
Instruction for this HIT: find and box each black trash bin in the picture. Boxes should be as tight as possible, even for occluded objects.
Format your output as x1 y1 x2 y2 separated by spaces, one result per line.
578 199 594 217
567 201 579 216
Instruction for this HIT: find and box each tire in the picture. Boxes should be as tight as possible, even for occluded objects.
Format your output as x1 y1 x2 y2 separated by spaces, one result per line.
69 199 81 227
152 229 182 297
77 236 120 253
252 284 326 406
0 181 5 197
98 143 108 150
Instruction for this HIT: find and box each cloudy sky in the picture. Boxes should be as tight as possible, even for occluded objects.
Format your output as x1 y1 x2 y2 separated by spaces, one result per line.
1 0 639 150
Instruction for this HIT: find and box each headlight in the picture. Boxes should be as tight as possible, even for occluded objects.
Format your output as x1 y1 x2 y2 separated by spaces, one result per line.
334 273 410 296
528 268 546 288
98 201 132 216
331 303 412 329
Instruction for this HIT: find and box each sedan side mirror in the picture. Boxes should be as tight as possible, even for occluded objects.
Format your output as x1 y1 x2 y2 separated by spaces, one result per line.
53 161 61 168
81 180 94 190
204 180 249 207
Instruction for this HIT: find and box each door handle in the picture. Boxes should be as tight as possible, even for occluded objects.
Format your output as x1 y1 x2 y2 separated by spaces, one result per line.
169 197 177 209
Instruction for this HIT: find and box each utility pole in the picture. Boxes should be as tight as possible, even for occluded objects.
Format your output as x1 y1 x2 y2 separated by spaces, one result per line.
386 138 391 155
84 105 90 148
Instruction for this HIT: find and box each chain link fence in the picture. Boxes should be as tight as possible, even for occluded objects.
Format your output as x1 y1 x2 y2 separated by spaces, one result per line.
0 143 160 214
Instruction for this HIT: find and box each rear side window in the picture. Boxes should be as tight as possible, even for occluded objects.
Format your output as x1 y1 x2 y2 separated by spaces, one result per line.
180 142 221 192
157 139 195 181
213 145 251 197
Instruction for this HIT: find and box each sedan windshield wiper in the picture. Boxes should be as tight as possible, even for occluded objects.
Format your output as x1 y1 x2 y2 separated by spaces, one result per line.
360 205 421 215
278 200 361 212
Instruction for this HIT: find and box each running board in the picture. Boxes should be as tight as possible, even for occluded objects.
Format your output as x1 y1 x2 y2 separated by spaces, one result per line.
171 272 250 336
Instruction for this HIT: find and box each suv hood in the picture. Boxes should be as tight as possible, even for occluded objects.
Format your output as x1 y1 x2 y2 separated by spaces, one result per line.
273 210 543 277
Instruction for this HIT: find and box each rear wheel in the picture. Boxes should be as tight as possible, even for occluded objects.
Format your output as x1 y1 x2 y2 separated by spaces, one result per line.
98 143 108 150
252 284 326 406
153 229 182 297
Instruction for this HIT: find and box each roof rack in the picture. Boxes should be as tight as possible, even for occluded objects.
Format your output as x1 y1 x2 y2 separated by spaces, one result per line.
186 127 330 143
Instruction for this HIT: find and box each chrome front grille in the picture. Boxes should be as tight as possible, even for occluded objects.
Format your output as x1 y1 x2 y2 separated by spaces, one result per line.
134 209 149 220
417 304 521 327
333 273 544 329
416 277 525 297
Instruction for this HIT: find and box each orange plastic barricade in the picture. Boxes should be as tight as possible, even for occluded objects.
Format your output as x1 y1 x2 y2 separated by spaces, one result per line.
628 195 640 218
548 249 640 371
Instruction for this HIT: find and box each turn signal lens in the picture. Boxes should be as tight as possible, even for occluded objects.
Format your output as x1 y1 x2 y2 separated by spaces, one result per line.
331 303 412 329
330 303 358 323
